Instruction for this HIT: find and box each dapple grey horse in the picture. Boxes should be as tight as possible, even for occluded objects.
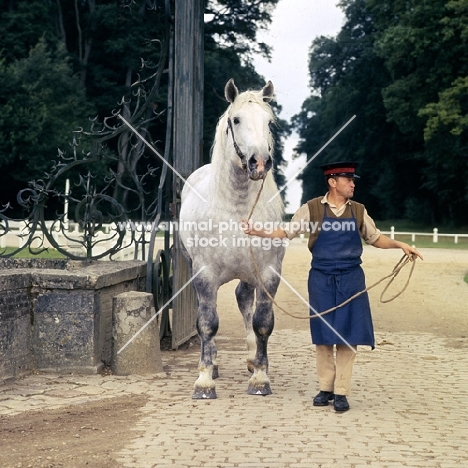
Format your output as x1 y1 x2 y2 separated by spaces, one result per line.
179 79 285 399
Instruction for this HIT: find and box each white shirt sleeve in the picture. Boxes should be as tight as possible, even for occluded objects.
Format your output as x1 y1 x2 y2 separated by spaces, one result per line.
282 203 311 240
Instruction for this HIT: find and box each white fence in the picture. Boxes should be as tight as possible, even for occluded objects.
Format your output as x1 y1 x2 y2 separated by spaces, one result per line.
382 226 468 245
0 221 166 261
2 222 468 258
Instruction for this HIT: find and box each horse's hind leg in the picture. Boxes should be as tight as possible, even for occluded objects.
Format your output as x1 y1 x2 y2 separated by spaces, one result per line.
247 280 279 396
192 283 219 400
235 281 256 373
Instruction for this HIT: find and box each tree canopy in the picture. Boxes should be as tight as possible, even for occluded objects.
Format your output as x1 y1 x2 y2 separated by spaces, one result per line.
292 0 468 226
0 0 289 213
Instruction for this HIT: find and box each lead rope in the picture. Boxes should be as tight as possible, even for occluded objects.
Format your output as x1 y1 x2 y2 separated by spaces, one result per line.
247 183 418 320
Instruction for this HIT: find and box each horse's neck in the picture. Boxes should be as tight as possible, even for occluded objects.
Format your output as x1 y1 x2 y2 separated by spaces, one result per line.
211 160 264 216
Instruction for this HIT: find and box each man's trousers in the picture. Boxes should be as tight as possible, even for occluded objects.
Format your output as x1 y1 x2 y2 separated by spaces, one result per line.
315 344 357 396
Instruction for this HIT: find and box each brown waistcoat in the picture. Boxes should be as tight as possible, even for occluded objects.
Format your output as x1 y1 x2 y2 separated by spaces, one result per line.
306 197 366 252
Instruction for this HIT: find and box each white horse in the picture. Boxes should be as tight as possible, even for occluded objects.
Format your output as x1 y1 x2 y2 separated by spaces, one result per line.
179 79 285 399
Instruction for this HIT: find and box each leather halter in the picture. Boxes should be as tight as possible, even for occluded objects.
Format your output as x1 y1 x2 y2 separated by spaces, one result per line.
226 117 247 170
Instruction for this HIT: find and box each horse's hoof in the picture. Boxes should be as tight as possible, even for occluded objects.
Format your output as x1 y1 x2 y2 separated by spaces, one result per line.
192 388 217 399
247 382 272 396
212 365 219 379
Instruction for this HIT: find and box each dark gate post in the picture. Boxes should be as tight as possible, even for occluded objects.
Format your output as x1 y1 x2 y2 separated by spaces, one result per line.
171 0 204 348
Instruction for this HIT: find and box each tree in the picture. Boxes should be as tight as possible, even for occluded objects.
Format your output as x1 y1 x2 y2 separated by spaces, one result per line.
0 39 94 192
293 0 401 218
0 0 58 63
372 0 468 225
293 0 468 225
204 0 278 62
0 0 289 211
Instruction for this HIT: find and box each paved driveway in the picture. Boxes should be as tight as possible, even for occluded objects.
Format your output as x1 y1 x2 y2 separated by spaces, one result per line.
1 243 468 467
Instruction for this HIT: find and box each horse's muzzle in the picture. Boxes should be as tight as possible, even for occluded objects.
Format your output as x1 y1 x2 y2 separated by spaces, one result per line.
248 155 272 180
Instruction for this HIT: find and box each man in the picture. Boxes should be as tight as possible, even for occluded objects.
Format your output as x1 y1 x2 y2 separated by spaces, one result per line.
242 161 423 412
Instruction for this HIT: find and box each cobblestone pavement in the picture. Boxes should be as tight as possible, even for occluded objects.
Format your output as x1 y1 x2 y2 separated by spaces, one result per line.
1 328 467 468
2 244 468 467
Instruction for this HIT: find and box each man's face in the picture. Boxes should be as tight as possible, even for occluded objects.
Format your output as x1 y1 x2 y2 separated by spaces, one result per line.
333 176 355 198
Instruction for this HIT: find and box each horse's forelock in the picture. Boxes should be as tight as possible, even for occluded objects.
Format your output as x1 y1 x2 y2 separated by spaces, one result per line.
229 90 275 119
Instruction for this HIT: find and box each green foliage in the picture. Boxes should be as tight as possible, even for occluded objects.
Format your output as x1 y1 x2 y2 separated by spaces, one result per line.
0 39 94 189
420 77 468 140
0 0 58 62
293 0 468 227
204 0 278 61
0 0 288 209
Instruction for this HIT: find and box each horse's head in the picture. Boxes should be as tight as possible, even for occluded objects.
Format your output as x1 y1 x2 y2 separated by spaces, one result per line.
224 79 275 181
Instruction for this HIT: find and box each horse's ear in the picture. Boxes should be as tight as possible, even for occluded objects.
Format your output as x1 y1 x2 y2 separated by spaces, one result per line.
225 78 239 103
262 81 274 102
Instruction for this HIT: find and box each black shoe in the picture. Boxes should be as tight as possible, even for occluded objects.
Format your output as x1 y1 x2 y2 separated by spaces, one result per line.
333 395 350 412
313 390 334 406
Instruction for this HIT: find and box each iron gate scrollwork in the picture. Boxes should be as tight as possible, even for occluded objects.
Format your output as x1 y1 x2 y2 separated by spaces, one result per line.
0 0 175 342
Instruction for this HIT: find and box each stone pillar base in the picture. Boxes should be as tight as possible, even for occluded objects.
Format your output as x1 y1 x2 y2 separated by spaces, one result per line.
112 291 163 375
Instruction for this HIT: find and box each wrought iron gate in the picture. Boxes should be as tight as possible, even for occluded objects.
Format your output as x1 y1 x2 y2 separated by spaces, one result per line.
0 0 205 350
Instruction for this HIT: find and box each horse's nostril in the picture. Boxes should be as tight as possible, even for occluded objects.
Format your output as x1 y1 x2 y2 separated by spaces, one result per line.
248 156 272 173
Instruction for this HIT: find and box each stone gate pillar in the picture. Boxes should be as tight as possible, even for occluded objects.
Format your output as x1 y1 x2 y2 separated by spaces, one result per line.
112 291 163 375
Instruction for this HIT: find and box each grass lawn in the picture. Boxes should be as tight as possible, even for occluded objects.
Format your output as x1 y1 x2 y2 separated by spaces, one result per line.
1 247 66 259
375 220 468 250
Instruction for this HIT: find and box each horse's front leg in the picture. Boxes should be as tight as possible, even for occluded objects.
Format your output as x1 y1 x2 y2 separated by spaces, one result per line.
248 278 278 396
235 281 256 373
192 283 219 399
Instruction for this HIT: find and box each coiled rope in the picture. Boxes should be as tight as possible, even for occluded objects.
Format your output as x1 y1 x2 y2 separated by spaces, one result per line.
246 180 418 320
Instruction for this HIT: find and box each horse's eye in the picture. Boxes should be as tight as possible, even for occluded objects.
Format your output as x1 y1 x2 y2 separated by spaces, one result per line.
233 117 240 125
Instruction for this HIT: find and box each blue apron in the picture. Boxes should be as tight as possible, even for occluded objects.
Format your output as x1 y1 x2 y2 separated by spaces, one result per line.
308 204 375 348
